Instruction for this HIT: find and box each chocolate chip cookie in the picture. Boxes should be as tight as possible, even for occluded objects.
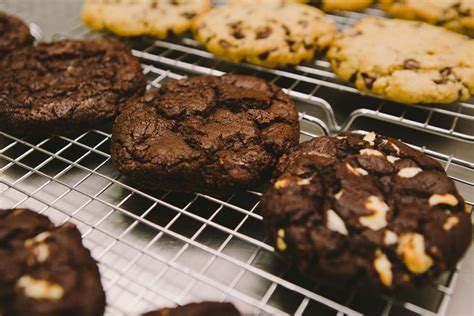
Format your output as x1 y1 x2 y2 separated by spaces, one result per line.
327 17 474 104
0 39 146 135
0 11 34 58
230 0 373 12
81 0 211 38
380 0 474 37
192 2 336 67
111 74 300 194
143 302 240 316
0 208 106 316
261 132 472 291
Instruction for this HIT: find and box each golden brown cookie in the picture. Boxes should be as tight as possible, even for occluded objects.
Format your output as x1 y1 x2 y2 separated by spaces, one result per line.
81 0 211 38
193 2 336 67
327 17 474 104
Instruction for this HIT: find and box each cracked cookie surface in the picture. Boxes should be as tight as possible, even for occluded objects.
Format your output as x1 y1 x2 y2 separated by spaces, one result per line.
261 132 471 291
0 39 146 135
327 17 474 104
81 0 211 38
0 11 33 58
143 302 240 316
0 208 105 316
111 74 300 194
192 2 336 67
380 0 474 37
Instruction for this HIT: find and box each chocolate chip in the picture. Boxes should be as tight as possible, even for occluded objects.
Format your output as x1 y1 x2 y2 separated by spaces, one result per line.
286 39 295 47
434 78 448 85
150 1 158 9
298 20 309 28
181 12 196 19
228 21 242 29
440 67 451 76
232 30 245 40
361 73 376 89
349 72 358 83
304 43 314 50
258 51 270 60
256 27 272 40
219 39 231 48
282 25 291 36
170 0 179 5
403 59 420 70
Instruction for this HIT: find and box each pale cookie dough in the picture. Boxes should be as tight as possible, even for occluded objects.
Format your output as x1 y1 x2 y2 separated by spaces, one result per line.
380 0 474 37
81 0 211 38
327 17 474 104
193 2 336 67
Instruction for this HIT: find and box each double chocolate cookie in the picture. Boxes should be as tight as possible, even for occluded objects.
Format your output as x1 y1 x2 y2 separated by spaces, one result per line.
0 208 105 316
0 11 34 58
0 39 146 135
143 302 240 316
261 132 472 291
111 74 300 194
327 17 474 104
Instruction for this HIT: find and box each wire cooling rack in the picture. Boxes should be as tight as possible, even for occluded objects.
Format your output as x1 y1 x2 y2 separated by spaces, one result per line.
1 1 473 315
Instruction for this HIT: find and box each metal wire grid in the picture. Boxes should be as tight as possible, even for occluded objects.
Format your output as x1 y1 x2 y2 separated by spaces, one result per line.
1 64 472 315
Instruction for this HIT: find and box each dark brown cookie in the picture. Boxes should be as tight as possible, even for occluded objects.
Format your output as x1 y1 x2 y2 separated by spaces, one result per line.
111 74 300 194
0 208 106 316
143 302 240 316
261 132 472 292
0 11 34 58
0 39 146 136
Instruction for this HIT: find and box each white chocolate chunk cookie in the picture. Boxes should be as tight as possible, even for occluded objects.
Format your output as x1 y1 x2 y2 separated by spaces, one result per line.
327 17 474 104
193 2 336 67
261 132 471 291
0 208 105 316
81 0 211 38
380 0 474 37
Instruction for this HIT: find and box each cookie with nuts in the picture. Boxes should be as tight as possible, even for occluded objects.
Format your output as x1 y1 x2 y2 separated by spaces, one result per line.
380 0 474 37
142 302 241 316
192 2 336 67
111 74 300 194
81 0 211 38
0 11 34 58
261 132 472 291
327 17 474 104
0 208 105 316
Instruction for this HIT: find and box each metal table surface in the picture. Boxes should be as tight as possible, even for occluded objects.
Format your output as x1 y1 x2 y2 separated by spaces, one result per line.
0 1 473 315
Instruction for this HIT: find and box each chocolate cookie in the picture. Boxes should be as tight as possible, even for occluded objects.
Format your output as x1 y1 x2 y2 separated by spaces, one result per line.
81 0 211 38
261 132 472 292
0 11 34 58
0 208 105 316
111 74 300 194
0 39 146 135
143 302 240 316
327 17 474 104
192 2 336 67
380 0 474 37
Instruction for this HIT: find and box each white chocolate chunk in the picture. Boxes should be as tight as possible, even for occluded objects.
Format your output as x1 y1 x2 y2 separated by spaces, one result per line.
33 244 50 263
346 163 368 176
16 275 64 300
397 233 433 274
360 196 390 230
336 136 347 140
25 232 51 247
443 216 459 230
276 229 287 251
374 249 392 287
360 149 384 156
386 155 400 164
429 194 458 207
274 178 290 190
334 190 343 200
326 209 348 236
465 203 472 214
363 132 376 145
397 167 423 178
297 178 312 186
384 230 398 246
